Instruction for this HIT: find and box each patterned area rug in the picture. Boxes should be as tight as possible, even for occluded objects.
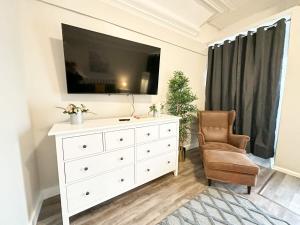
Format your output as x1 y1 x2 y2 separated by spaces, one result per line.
157 187 290 225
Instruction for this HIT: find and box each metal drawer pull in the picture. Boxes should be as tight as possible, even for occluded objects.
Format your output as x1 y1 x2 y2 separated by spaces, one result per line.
168 129 171 132
121 178 124 182
120 157 124 160
167 161 171 164
82 145 87 149
147 150 151 153
168 144 171 147
147 168 150 172
85 191 90 196
84 167 88 171
146 133 150 136
120 138 123 141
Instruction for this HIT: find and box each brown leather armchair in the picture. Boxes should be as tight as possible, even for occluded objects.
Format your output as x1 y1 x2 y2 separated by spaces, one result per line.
198 110 250 154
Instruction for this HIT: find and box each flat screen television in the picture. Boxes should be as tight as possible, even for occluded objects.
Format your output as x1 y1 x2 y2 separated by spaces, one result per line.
61 24 161 94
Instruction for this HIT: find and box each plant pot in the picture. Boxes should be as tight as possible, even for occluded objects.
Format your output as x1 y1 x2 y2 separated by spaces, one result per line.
178 146 186 162
70 111 83 125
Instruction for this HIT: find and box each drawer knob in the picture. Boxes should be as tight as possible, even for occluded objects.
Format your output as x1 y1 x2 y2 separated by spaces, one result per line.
147 150 150 153
168 129 171 132
146 133 150 136
168 144 171 147
82 145 87 149
120 157 124 161
167 161 171 164
121 178 124 182
120 138 123 142
84 167 89 171
85 191 90 196
147 168 150 172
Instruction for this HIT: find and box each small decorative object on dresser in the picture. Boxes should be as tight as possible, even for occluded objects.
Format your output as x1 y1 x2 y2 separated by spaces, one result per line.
57 104 90 125
48 115 180 225
149 104 158 117
166 71 198 162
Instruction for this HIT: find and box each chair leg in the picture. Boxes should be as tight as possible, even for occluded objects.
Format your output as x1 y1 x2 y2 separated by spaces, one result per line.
247 186 251 194
208 179 212 186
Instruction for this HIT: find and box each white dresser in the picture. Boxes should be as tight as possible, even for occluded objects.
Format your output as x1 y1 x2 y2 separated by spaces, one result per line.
48 115 180 225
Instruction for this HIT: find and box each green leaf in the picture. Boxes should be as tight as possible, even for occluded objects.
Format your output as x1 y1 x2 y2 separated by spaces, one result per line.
166 71 198 145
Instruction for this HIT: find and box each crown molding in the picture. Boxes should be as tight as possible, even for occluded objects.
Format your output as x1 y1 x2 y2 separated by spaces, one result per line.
111 0 200 36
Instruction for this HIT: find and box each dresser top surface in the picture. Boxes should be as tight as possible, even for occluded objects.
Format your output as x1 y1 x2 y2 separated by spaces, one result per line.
48 114 180 136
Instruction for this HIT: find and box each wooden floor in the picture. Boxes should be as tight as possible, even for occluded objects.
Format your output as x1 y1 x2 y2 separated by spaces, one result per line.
260 171 300 216
37 149 300 225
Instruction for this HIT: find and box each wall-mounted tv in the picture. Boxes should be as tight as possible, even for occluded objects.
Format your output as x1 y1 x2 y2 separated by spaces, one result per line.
61 24 161 94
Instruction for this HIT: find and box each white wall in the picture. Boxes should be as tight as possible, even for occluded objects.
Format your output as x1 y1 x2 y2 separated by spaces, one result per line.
206 6 300 178
20 0 207 191
0 0 40 224
274 7 300 177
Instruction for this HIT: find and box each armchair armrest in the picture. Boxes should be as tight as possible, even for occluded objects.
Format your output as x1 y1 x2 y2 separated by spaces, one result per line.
198 132 206 146
229 134 250 150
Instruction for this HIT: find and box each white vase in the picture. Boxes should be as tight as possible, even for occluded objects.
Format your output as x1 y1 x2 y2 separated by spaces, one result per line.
70 111 83 125
153 111 159 117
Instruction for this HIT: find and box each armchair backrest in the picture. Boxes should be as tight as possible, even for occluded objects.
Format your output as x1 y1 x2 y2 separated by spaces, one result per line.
198 110 235 143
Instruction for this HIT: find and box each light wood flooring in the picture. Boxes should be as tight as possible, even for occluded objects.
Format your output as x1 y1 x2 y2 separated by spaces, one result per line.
37 149 300 225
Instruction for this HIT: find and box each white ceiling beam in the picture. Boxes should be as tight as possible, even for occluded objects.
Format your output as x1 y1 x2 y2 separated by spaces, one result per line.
194 0 237 13
196 0 226 13
217 0 237 11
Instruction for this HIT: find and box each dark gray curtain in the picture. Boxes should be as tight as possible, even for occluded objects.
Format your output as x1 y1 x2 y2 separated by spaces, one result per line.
205 19 287 158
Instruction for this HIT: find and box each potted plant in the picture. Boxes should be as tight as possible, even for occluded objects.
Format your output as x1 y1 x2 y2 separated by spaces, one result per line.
57 104 90 125
166 71 197 161
149 104 158 117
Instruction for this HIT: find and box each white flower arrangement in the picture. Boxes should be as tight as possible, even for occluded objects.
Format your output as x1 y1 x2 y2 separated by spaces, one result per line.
57 104 90 115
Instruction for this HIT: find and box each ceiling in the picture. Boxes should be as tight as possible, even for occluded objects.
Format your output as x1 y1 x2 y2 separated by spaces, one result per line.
101 0 300 42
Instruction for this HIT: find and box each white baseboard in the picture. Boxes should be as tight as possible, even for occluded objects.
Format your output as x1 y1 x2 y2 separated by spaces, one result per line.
28 185 59 225
273 165 300 178
28 192 43 225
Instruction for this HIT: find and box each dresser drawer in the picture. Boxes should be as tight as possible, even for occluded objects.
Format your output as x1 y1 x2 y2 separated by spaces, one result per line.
136 152 176 185
136 137 177 161
63 133 103 160
67 165 134 213
65 147 134 183
160 123 177 138
104 129 134 151
136 125 159 144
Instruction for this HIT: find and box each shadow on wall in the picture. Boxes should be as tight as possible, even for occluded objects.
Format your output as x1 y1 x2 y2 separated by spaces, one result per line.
18 128 40 215
35 131 58 190
49 38 153 104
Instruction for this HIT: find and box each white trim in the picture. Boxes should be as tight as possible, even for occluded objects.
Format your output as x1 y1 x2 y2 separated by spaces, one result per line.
113 0 200 36
41 185 60 200
273 165 300 179
28 192 43 225
27 185 60 225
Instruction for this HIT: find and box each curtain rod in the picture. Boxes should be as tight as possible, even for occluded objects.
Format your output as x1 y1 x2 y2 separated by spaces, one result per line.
209 17 291 48
264 18 291 29
38 0 206 56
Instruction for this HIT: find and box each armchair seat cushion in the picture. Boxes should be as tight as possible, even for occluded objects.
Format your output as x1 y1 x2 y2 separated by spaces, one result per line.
204 150 259 175
201 142 246 154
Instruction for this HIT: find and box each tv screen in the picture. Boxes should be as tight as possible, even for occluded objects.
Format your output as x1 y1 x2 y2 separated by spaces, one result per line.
61 24 161 94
